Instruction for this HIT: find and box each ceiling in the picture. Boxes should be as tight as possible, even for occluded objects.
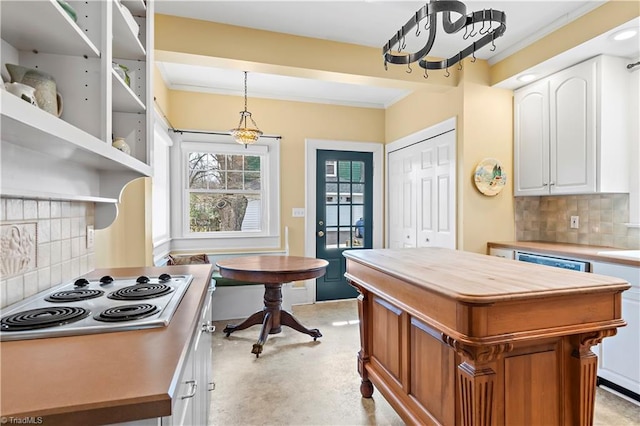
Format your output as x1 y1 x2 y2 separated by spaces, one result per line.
154 1 640 109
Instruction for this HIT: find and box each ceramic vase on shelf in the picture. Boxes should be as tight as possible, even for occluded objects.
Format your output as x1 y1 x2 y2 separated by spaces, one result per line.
112 137 131 155
6 64 63 117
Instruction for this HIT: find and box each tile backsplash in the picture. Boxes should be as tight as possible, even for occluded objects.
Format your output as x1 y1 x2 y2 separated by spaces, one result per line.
515 193 640 249
0 198 95 308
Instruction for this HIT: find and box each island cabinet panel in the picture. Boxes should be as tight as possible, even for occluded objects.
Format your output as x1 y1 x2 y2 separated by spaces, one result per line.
344 248 629 426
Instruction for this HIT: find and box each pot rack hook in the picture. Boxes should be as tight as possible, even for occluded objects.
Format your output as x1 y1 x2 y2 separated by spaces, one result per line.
423 68 429 79
444 67 450 78
458 61 463 71
490 38 497 52
406 62 412 74
471 44 477 63
469 20 477 38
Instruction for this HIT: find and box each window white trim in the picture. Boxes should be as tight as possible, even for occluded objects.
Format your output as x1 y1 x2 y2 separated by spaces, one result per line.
298 139 383 305
152 108 173 262
170 132 280 251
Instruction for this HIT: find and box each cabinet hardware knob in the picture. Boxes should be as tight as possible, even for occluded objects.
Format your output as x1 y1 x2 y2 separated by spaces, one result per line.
543 183 548 186
317 230 325 237
208 382 216 391
181 380 198 399
202 322 216 333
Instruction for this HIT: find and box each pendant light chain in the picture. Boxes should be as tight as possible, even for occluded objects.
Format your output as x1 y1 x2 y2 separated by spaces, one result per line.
243 71 248 112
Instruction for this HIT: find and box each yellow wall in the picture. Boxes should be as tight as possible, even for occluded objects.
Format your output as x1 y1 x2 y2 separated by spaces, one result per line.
95 178 153 267
169 91 385 256
385 58 514 252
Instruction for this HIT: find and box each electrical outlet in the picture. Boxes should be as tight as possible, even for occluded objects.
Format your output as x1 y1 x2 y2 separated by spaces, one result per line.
292 208 305 218
570 216 579 229
86 225 95 248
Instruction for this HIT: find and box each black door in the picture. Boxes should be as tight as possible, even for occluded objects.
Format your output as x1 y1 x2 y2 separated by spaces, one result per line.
316 150 373 301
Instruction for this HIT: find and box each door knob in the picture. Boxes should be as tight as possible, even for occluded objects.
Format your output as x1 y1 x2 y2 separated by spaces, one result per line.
318 230 325 237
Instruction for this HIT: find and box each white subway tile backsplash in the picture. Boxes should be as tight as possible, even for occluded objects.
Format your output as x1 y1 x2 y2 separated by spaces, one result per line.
60 239 71 261
1 197 96 306
50 219 61 241
50 263 62 287
23 271 39 298
50 201 61 218
6 199 23 221
37 242 51 268
70 258 80 279
6 276 24 305
38 219 51 243
61 201 71 218
61 218 71 239
50 241 62 265
38 267 51 292
23 200 38 220
38 200 50 219
0 280 7 308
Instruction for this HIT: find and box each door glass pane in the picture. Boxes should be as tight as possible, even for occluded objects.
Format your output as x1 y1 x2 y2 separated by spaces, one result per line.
325 205 338 226
339 183 351 203
326 183 337 204
352 206 364 233
339 227 354 247
325 227 339 248
338 161 351 182
352 161 365 182
339 205 351 226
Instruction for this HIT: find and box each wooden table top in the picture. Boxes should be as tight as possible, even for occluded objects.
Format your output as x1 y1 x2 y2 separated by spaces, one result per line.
216 255 328 284
344 247 630 304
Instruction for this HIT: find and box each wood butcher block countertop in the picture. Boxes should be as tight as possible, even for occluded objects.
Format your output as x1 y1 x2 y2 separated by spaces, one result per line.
344 247 630 304
488 241 640 267
0 264 214 425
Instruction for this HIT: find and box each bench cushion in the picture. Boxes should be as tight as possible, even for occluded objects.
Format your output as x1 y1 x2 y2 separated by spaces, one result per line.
212 271 257 287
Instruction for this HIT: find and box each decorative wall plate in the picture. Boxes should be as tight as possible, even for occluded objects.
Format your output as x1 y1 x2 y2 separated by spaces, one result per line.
474 158 507 196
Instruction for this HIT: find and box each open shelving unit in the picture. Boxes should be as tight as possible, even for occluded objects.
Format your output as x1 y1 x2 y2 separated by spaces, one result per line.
0 0 154 228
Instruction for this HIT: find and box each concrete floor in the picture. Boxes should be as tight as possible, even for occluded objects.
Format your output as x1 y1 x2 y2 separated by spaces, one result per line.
209 299 640 425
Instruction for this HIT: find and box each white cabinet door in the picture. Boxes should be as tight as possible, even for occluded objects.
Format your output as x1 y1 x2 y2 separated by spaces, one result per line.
514 80 550 196
513 55 629 197
592 262 640 397
549 59 596 194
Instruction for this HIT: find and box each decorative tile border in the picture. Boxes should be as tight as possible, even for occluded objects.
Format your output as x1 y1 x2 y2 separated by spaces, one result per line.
1 222 37 278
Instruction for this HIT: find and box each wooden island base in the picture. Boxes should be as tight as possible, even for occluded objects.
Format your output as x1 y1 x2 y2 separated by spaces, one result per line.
344 248 629 426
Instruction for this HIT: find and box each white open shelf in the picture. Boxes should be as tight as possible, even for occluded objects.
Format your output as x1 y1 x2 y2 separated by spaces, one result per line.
121 0 147 17
112 69 146 113
1 92 150 175
113 1 146 60
0 0 100 58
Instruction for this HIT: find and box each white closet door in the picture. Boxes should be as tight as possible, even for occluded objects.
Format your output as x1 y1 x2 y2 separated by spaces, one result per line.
418 131 455 248
388 130 456 249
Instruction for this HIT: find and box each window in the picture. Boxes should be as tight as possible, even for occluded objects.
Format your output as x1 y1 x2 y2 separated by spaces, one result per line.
187 152 262 233
172 133 280 251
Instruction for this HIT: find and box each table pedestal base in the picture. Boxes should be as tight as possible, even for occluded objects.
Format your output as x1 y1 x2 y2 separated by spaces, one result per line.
222 283 322 357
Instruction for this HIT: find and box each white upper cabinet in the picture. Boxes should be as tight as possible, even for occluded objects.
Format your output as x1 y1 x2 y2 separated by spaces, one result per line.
0 0 154 228
514 55 630 196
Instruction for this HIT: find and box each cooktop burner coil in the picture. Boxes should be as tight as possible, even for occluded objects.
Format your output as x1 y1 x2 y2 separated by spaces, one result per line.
107 284 174 301
94 304 160 322
45 289 105 303
0 307 90 331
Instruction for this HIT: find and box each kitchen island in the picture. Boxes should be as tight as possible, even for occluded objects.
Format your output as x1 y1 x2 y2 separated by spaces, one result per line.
344 247 630 426
0 264 214 425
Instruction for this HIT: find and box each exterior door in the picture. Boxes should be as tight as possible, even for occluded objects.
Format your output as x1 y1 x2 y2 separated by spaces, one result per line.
316 150 373 301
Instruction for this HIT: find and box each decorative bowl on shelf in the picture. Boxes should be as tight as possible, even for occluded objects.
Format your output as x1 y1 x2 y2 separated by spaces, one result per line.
57 0 77 22
112 137 131 155
112 62 131 87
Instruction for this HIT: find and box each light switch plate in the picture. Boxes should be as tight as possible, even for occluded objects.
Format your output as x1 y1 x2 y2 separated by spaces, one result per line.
292 208 305 218
86 225 95 248
570 216 579 229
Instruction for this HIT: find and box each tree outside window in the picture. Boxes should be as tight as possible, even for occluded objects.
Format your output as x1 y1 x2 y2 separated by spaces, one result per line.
187 152 262 233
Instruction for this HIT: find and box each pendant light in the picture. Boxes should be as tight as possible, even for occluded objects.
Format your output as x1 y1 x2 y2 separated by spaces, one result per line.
230 71 262 146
